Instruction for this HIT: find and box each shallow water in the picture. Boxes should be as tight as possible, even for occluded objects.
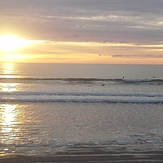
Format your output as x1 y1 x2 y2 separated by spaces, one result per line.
0 102 163 155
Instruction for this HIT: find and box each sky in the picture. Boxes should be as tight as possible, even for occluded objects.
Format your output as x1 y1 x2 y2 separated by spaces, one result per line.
0 0 163 64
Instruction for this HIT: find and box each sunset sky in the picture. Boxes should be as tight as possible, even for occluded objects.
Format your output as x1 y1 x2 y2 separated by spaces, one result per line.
0 0 163 64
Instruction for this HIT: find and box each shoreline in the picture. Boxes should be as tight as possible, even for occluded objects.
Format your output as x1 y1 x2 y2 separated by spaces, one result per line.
1 144 163 163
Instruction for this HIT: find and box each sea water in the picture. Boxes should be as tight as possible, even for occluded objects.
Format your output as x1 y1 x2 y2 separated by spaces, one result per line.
0 63 163 155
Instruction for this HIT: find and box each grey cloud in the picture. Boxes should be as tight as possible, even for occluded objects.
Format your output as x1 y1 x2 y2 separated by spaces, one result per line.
0 0 163 44
112 54 163 58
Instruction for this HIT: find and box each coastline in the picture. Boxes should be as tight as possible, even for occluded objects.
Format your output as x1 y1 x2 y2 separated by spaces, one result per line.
1 144 163 163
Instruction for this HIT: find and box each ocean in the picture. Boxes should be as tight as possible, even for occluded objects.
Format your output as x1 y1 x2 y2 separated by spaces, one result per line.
0 63 163 157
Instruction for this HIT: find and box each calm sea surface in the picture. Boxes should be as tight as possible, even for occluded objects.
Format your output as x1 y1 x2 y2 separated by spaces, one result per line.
0 63 163 155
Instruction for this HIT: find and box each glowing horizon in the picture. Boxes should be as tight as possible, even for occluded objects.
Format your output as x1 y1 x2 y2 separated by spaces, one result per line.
0 35 162 64
1 1 163 64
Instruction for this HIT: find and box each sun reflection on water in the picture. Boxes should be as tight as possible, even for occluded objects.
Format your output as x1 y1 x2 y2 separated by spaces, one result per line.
1 83 18 92
0 62 18 78
0 104 19 144
0 63 20 92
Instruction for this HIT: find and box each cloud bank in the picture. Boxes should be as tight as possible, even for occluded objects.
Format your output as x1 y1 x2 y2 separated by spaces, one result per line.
0 0 163 63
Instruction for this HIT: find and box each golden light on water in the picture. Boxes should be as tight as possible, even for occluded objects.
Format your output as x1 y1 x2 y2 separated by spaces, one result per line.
1 104 17 126
1 83 17 92
1 62 18 78
0 103 36 145
0 63 19 93
0 104 18 144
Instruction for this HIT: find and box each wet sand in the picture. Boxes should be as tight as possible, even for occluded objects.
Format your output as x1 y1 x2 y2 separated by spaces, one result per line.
1 145 163 163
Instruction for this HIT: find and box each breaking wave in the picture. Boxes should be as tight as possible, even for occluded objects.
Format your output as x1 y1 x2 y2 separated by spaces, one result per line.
0 77 163 85
1 91 163 104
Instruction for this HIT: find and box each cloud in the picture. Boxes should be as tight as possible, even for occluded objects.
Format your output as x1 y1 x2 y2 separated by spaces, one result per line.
112 54 163 58
0 0 163 44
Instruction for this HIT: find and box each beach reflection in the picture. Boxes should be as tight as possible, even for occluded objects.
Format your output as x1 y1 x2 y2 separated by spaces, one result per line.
0 63 20 92
1 83 18 92
0 103 40 146
0 104 19 144
1 62 17 78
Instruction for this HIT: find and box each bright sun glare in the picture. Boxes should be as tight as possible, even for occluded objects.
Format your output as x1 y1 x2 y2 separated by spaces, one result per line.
0 34 30 52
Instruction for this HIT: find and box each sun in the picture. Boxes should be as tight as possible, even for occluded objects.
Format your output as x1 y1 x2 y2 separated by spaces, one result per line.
0 34 30 52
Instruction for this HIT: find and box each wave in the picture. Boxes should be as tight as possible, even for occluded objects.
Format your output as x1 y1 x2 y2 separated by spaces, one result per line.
1 99 163 104
1 91 163 97
0 77 163 85
2 135 163 148
1 92 163 104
